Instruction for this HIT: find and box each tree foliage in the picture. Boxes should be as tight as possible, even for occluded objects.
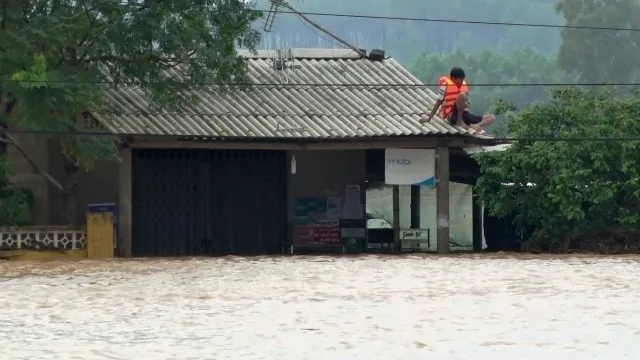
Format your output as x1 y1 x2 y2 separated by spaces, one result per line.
0 0 262 224
556 0 640 83
474 88 640 251
2 0 262 128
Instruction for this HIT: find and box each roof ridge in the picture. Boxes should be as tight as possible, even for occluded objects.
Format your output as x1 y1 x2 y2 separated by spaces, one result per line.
237 48 367 60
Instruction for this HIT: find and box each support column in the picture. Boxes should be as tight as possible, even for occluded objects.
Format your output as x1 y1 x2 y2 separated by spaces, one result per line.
392 184 400 251
472 193 483 251
410 185 420 229
118 147 132 257
436 146 450 254
87 212 115 259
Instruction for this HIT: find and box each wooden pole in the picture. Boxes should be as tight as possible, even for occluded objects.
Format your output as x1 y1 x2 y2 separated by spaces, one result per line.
436 146 450 254
472 193 483 251
392 184 400 251
410 185 420 229
118 147 133 257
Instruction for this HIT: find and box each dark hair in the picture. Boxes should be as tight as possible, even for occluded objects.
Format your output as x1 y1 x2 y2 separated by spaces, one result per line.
450 67 465 80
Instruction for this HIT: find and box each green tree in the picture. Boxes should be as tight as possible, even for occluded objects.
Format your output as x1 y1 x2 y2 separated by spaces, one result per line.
556 0 640 83
0 0 261 224
411 47 577 135
474 88 640 252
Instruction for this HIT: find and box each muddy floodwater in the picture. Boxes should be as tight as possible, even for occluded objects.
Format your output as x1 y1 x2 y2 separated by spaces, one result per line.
1 254 640 359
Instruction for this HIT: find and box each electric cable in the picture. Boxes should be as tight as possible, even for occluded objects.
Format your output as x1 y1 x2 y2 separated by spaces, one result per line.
254 9 640 32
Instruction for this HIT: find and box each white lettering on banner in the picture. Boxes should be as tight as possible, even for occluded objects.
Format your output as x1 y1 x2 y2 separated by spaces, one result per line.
384 149 435 186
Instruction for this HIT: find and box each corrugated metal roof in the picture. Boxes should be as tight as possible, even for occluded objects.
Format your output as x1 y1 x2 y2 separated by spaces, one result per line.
97 48 483 139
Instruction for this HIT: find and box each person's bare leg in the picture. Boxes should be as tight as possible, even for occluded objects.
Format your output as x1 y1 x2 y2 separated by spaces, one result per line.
470 114 496 134
477 114 496 128
455 92 468 125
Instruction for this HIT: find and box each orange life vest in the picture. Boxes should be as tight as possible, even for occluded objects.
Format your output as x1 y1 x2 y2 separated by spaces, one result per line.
439 76 469 118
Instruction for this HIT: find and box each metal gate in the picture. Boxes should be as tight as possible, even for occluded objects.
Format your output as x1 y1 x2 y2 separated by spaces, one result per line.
131 148 287 256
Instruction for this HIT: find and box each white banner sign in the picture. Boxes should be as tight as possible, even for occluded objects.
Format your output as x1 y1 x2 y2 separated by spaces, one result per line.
384 149 435 186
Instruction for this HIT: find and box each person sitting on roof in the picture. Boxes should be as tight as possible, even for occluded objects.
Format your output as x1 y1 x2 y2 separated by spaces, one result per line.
420 67 495 134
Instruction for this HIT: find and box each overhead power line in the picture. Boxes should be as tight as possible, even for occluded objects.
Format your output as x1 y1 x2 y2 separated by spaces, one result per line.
258 9 640 32
0 8 635 88
2 79 640 87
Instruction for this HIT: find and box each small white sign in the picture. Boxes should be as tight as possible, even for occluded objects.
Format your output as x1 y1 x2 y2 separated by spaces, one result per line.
401 229 431 251
342 184 363 219
399 229 430 241
326 196 342 219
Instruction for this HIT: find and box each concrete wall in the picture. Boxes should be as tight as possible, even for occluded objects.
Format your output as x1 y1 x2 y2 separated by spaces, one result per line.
7 133 51 225
287 150 367 242
7 136 119 226
47 141 119 225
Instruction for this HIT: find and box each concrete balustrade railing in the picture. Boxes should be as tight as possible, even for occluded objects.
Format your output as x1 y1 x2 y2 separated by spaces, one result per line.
0 213 114 260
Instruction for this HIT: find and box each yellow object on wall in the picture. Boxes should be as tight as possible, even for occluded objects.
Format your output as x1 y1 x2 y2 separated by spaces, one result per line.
86 212 114 260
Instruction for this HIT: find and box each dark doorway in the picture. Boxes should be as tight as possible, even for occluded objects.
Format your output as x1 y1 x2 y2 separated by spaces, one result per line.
131 148 287 256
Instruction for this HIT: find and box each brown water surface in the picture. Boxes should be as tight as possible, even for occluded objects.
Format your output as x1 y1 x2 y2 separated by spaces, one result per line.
1 254 639 359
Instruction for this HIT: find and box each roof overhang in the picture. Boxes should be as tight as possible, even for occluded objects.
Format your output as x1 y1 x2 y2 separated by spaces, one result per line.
125 134 498 150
